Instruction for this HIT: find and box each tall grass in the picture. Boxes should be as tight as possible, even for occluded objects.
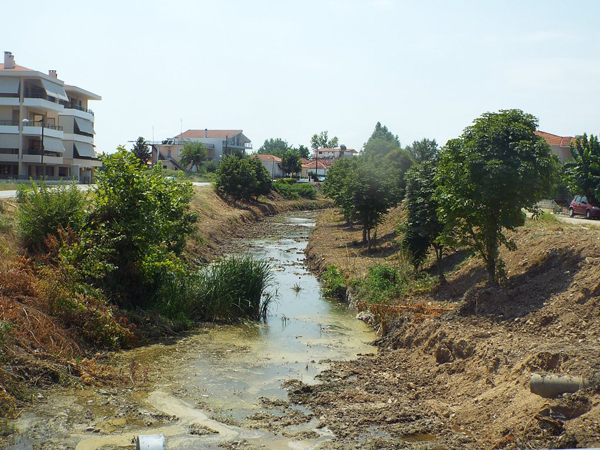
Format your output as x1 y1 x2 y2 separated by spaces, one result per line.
155 254 275 323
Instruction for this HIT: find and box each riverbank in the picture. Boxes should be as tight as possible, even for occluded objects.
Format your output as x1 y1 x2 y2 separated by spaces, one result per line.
299 207 600 449
0 186 331 429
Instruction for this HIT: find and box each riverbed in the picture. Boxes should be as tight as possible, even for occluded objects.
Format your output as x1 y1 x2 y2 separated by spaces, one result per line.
7 211 375 449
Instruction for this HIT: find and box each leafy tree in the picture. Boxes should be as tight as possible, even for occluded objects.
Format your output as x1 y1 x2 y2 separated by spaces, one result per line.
405 138 438 163
179 141 208 172
215 155 272 201
400 162 446 282
435 109 559 284
563 133 600 199
384 148 415 197
84 147 198 306
296 145 310 159
131 136 151 166
363 122 400 157
322 158 358 223
281 149 302 177
257 138 290 158
311 131 339 150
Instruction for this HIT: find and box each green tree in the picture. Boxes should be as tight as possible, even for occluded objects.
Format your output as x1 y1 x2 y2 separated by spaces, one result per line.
405 138 438 163
363 122 400 157
179 141 208 172
311 131 339 150
215 155 272 201
435 109 559 284
281 149 302 177
400 161 446 282
322 158 358 223
85 147 197 306
257 138 290 158
296 145 310 159
131 136 151 166
563 133 600 200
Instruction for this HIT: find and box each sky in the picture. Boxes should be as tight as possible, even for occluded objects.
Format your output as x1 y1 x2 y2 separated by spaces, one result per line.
3 0 600 153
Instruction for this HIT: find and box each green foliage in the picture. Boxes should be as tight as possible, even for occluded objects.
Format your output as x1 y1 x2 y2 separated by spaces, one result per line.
205 159 219 173
131 136 151 166
400 161 445 277
321 265 347 300
324 156 403 249
0 321 12 346
405 138 438 163
215 155 272 201
257 138 290 158
354 264 405 304
311 131 339 150
296 145 310 159
363 122 400 157
179 141 208 172
84 147 197 306
16 180 86 252
281 149 302 176
435 109 559 284
273 181 316 199
196 255 274 321
564 133 600 199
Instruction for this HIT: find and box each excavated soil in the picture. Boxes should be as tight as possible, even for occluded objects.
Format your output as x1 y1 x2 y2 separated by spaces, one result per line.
299 210 600 449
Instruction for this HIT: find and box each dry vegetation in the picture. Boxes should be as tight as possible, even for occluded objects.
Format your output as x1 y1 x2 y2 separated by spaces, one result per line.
300 208 600 449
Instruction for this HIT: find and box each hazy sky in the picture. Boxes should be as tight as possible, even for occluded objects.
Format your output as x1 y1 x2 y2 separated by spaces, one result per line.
4 0 599 153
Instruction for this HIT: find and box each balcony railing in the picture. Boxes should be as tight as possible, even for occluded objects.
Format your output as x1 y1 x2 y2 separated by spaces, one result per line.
222 141 252 149
0 120 19 126
23 120 63 131
61 102 94 115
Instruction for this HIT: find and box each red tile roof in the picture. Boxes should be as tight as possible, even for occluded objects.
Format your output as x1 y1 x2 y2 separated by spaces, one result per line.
302 160 328 170
251 154 281 163
176 129 243 139
0 64 32 71
535 131 574 148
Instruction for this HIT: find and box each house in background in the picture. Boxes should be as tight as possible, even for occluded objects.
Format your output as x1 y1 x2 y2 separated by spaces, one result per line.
153 129 252 170
535 131 575 164
301 160 329 178
250 154 284 178
313 145 357 159
0 51 101 182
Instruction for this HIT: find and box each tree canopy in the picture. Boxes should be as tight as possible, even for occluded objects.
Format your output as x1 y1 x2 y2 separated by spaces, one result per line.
257 138 290 158
405 138 438 163
179 141 208 172
311 131 339 150
563 133 600 200
215 155 272 201
435 109 559 284
131 136 151 166
281 149 302 177
363 122 400 157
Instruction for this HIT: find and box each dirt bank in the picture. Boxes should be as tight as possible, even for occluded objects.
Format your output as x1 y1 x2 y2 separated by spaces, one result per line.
299 209 600 449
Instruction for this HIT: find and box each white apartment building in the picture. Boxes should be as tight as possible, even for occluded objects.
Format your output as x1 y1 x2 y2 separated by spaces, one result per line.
0 52 101 182
153 129 252 171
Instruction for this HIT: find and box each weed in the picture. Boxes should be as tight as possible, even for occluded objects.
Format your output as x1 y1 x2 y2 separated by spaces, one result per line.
321 265 347 300
292 283 301 292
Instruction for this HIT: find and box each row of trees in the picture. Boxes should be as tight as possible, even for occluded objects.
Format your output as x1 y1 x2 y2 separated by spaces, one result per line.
131 137 209 172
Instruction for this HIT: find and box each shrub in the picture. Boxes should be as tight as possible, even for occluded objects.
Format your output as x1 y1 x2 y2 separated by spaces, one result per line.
205 159 219 173
321 265 347 300
273 181 316 200
354 264 405 304
16 180 86 252
195 255 274 321
215 156 272 200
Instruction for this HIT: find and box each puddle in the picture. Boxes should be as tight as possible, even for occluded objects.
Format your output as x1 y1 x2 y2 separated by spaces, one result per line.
7 212 375 449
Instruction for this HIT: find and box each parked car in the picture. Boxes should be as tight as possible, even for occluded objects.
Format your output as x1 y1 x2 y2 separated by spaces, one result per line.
569 195 600 219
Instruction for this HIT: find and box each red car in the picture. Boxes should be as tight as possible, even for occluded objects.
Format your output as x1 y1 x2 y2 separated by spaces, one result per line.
569 195 600 219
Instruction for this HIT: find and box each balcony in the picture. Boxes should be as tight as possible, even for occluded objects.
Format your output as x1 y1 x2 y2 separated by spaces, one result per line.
222 140 253 150
60 101 94 116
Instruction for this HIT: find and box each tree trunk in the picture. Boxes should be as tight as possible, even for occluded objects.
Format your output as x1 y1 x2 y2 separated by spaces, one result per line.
434 245 447 285
362 226 367 244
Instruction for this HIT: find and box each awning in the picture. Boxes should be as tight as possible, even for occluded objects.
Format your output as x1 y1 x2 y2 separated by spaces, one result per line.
42 136 65 152
74 117 95 135
0 134 20 149
40 78 69 102
0 78 20 95
74 141 96 158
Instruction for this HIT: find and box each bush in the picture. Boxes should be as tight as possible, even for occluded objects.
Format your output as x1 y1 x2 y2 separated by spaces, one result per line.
321 265 347 300
205 159 219 173
273 181 316 200
16 180 86 252
215 156 272 200
354 264 405 304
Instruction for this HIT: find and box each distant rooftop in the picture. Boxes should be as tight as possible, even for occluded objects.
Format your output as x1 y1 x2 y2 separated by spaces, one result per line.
176 129 244 139
535 131 574 148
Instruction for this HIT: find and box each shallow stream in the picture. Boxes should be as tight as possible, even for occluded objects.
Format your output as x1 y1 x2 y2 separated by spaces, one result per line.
8 211 375 449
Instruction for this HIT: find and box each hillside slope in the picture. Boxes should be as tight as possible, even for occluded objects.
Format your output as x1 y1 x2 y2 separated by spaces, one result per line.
300 210 600 449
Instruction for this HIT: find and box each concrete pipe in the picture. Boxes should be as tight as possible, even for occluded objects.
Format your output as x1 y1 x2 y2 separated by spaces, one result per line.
530 373 594 398
135 434 166 450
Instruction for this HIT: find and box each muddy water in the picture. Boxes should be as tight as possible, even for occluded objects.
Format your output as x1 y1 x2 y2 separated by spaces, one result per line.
9 212 375 449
